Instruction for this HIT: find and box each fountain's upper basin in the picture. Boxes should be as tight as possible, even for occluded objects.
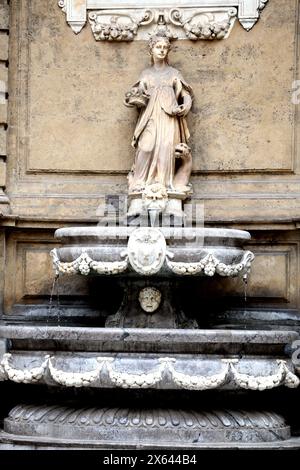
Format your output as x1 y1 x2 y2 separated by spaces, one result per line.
54 227 252 274
55 226 250 246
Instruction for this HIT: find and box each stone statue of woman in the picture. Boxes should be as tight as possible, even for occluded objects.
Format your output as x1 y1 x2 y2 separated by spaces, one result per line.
125 34 193 211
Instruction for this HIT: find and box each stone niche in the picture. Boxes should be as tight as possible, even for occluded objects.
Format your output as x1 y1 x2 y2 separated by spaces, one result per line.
6 0 300 221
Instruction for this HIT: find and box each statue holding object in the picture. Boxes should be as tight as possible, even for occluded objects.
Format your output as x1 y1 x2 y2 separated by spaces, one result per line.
125 34 194 217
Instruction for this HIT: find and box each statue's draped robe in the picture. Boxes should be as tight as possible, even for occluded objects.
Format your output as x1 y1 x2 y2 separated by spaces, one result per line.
130 66 192 190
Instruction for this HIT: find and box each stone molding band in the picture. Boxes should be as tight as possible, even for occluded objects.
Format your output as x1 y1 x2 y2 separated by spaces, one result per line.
1 354 299 391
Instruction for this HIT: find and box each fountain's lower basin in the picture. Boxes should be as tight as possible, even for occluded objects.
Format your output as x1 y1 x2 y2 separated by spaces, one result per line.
0 326 298 391
0 326 297 353
0 326 299 448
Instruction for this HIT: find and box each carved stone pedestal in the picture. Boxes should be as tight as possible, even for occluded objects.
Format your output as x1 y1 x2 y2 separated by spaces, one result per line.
2 405 290 448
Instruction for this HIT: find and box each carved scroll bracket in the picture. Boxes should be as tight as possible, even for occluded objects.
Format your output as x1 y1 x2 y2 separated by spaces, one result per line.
58 0 269 39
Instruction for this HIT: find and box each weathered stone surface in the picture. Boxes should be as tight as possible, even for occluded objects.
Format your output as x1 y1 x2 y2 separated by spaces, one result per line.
0 102 7 124
0 325 297 353
4 405 291 445
53 226 253 279
0 33 9 61
0 126 6 155
0 159 6 187
0 65 8 99
2 435 300 450
0 189 9 210
0 348 298 390
0 1 9 30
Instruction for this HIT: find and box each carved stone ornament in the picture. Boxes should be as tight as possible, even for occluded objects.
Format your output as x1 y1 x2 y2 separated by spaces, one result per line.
1 354 299 391
58 1 269 39
141 183 169 213
166 250 255 278
50 248 129 276
51 235 254 278
139 287 162 313
5 405 290 445
127 227 167 275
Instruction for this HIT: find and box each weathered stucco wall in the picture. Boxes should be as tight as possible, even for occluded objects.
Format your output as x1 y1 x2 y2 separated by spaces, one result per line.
0 0 300 325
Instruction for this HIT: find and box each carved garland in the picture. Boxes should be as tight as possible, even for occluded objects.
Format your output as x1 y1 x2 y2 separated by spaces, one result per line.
168 360 230 390
1 354 50 384
50 249 129 276
48 357 105 387
1 354 299 391
51 247 254 278
166 250 254 277
230 360 300 391
103 357 168 389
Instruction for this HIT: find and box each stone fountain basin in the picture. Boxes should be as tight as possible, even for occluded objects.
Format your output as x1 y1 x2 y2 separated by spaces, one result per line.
55 227 250 245
0 327 298 392
0 326 295 354
53 227 253 275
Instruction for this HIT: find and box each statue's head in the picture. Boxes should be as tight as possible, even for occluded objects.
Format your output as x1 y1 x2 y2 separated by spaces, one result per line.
148 34 171 63
139 287 162 313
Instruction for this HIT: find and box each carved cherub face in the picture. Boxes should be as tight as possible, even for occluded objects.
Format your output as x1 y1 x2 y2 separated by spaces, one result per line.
139 287 162 313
